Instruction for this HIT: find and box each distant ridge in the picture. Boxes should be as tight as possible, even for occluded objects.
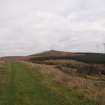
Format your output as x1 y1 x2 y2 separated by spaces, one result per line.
29 50 105 64
0 50 105 64
30 50 80 57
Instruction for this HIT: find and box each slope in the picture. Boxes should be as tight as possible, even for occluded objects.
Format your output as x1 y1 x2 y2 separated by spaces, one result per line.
0 60 97 105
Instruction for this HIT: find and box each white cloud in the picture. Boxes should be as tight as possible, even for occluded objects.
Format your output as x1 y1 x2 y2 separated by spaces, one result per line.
0 0 105 56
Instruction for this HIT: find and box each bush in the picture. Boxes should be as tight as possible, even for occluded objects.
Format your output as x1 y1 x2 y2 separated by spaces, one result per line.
77 64 105 75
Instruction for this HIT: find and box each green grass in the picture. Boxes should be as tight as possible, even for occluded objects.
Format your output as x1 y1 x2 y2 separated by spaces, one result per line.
0 63 9 105
0 60 97 105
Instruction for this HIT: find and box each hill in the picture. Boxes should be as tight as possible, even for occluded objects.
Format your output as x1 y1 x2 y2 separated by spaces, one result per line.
29 50 105 64
0 50 105 105
1 50 105 64
30 50 78 57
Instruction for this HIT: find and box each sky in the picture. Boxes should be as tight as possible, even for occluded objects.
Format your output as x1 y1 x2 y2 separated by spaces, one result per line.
0 0 105 56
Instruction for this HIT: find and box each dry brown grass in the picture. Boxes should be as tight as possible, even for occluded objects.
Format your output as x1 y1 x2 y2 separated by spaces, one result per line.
30 63 105 105
43 59 86 66
43 60 105 75
24 61 105 105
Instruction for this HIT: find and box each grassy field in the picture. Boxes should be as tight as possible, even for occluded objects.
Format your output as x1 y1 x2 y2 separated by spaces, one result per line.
0 60 97 105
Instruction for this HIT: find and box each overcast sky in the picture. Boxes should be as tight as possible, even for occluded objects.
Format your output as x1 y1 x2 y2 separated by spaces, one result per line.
0 0 105 56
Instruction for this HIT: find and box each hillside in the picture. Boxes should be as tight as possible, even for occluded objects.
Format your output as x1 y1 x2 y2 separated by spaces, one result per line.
1 50 105 64
29 50 105 64
0 50 105 105
0 60 97 105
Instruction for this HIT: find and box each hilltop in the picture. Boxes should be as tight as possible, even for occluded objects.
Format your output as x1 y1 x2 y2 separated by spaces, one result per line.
30 50 78 57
